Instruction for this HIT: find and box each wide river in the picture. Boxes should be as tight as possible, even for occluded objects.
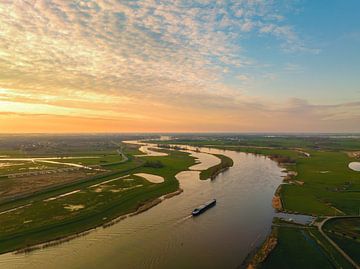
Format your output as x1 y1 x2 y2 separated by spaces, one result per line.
0 146 284 269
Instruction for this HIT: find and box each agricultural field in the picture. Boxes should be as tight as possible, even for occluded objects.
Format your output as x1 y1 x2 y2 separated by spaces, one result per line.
323 218 360 264
0 161 64 176
0 135 198 254
0 154 126 203
260 227 353 269
151 134 360 151
328 235 360 265
280 150 360 216
0 136 147 204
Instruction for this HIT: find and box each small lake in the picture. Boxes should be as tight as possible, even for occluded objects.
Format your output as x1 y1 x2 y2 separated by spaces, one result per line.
0 146 284 269
349 162 360 171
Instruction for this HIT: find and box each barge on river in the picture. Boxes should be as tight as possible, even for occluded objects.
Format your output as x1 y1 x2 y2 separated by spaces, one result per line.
192 199 216 216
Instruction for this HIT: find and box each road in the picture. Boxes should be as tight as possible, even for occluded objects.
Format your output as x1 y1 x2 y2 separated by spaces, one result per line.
317 216 360 269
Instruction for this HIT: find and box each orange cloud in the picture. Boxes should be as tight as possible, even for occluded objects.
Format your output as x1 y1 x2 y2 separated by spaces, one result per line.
0 1 358 133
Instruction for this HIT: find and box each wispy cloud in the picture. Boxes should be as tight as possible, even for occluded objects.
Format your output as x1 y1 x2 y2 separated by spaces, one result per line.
0 0 356 132
0 0 312 101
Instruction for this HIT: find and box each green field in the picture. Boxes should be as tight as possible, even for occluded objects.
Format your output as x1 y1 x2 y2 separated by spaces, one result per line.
280 151 360 216
0 144 197 254
0 161 67 176
324 218 360 238
328 234 360 265
199 154 234 180
155 139 360 216
151 135 360 151
261 227 353 269
155 136 360 268
323 218 360 264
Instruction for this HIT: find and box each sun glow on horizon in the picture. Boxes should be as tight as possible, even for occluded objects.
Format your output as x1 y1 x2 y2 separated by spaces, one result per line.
0 1 359 133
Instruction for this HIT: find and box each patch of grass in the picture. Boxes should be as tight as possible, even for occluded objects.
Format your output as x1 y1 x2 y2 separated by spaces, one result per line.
123 143 143 155
260 227 335 269
144 160 164 168
199 154 234 180
54 155 122 166
151 135 360 151
324 218 360 239
0 148 196 254
0 161 66 176
281 151 360 215
308 229 354 269
328 234 360 265
323 218 360 264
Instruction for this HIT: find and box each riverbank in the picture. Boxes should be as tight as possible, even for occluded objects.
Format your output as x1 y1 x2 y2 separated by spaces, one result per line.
246 229 278 269
199 153 234 180
14 188 184 255
0 145 197 255
215 146 360 268
0 140 233 256
0 142 283 269
154 139 360 268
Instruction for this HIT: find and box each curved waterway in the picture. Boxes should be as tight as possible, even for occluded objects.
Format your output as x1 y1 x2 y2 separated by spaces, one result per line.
0 146 284 269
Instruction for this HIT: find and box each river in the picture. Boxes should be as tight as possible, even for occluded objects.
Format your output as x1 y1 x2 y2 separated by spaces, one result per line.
0 146 284 269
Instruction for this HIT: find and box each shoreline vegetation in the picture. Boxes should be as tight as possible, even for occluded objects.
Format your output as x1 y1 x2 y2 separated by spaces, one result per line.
199 154 234 180
246 229 278 269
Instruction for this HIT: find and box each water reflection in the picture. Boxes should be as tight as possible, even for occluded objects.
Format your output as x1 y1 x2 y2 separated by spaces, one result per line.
275 212 315 225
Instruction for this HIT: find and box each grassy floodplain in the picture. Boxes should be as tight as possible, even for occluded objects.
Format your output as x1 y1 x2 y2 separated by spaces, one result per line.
154 135 360 268
199 154 234 180
154 136 360 216
0 139 199 254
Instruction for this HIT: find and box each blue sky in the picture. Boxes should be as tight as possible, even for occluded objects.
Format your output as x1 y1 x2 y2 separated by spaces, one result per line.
229 0 360 103
0 0 359 132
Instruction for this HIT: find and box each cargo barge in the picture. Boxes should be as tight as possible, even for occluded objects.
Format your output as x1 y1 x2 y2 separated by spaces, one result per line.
192 199 216 216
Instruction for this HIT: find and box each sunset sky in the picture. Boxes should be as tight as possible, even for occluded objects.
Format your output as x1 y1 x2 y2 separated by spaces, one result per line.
0 0 359 133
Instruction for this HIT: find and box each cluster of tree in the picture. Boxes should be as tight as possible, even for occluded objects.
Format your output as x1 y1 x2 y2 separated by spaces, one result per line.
157 144 185 150
157 144 171 148
200 154 234 180
144 160 164 168
270 155 296 164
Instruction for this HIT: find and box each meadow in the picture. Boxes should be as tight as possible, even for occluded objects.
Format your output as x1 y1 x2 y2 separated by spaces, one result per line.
260 227 353 269
323 218 360 264
0 139 196 254
155 137 360 216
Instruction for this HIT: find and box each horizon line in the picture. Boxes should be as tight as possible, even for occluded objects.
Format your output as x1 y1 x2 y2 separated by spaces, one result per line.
0 131 360 135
